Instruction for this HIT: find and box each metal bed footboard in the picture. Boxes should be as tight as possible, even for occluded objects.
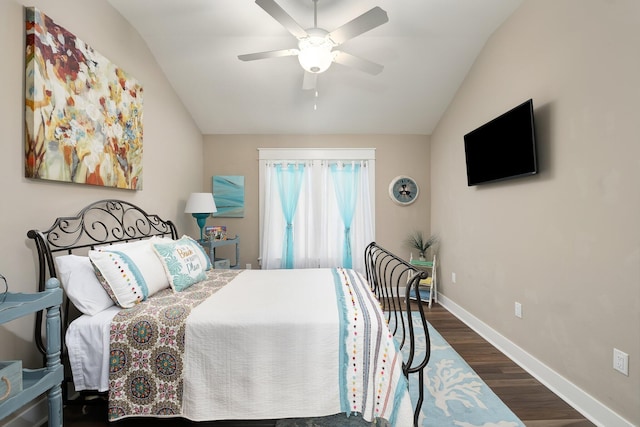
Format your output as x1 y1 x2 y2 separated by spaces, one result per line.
364 242 431 426
27 199 178 404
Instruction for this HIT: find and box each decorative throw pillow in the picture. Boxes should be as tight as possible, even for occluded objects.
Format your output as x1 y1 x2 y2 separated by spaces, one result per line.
150 235 211 271
88 240 171 308
180 235 213 271
151 236 208 292
54 255 114 315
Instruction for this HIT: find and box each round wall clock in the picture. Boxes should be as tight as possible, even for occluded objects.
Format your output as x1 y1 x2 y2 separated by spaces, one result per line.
388 175 419 206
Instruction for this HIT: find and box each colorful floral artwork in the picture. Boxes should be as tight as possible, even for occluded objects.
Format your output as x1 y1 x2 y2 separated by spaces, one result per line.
24 7 143 189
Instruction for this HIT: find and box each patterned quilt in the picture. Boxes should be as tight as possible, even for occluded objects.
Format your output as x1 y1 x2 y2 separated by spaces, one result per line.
107 269 242 420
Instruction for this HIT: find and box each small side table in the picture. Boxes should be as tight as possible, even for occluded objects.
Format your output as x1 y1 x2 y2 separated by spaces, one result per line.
198 236 240 269
409 257 437 307
0 278 64 426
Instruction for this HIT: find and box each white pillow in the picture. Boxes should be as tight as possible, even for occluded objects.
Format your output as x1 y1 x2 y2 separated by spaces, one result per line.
88 240 170 308
99 237 170 251
151 235 209 292
54 255 114 315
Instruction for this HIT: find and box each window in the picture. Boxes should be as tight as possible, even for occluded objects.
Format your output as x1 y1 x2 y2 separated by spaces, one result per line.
259 148 375 273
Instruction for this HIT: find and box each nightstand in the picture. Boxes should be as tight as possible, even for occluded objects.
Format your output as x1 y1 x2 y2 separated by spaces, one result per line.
198 236 240 269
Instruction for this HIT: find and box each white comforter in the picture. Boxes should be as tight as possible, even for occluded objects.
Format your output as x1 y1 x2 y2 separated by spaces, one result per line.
184 269 342 420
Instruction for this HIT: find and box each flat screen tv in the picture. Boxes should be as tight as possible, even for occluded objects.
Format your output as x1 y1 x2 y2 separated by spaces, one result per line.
463 99 538 186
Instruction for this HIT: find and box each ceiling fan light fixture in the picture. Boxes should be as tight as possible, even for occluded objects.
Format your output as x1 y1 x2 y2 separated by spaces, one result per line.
298 35 334 73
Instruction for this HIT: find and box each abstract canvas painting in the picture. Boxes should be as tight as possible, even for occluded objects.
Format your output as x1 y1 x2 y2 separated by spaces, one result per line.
24 7 143 189
212 176 245 218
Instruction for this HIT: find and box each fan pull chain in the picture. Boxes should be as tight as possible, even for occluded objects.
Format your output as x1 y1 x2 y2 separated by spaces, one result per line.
313 0 318 28
314 90 319 110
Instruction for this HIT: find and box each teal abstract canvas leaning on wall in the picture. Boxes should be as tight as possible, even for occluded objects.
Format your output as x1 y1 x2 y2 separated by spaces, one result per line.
212 175 245 218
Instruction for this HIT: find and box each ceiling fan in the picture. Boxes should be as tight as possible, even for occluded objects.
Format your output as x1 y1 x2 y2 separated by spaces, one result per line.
238 0 389 90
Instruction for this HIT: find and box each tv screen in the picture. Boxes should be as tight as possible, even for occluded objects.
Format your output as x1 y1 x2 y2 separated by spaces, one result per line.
464 99 538 186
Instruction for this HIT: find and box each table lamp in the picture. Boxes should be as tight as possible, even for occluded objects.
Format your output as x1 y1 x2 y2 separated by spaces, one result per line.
184 192 217 241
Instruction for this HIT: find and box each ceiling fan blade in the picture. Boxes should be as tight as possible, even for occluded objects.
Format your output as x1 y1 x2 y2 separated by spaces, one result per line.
333 51 384 75
255 0 308 39
327 7 389 46
238 48 298 61
302 71 317 90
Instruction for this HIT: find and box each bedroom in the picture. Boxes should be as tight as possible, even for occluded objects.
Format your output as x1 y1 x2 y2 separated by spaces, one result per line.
0 0 638 426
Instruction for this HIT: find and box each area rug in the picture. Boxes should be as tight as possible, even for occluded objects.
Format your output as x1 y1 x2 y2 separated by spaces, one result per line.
276 312 524 427
406 312 524 427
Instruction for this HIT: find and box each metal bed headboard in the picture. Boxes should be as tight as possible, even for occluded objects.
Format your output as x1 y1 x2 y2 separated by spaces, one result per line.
27 199 178 359
364 241 432 426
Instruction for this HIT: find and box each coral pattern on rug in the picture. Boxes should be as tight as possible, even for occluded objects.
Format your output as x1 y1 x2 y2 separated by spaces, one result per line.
405 313 525 427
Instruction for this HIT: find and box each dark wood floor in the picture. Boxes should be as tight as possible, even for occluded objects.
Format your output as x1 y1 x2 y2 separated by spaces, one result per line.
57 302 594 427
423 303 594 427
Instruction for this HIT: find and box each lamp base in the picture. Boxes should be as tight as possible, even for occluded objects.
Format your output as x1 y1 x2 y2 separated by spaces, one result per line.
191 213 210 241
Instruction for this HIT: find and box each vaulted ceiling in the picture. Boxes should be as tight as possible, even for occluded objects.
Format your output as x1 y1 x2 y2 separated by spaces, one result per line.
108 0 522 134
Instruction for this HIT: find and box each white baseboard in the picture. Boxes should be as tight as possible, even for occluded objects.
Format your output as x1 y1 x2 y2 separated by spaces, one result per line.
437 294 634 427
2 396 47 427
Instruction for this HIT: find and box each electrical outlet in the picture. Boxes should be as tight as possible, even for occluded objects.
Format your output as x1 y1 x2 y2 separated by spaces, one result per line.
613 348 629 376
451 272 456 283
245 263 252 270
515 302 522 318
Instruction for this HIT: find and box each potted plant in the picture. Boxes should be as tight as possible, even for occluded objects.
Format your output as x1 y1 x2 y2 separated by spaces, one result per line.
405 231 438 260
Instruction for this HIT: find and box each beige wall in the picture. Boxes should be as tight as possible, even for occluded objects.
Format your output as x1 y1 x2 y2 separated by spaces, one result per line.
431 0 639 423
0 0 204 368
3 0 636 424
203 135 431 268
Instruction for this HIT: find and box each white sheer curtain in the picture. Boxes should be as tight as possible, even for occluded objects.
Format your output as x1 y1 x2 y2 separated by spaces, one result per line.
259 149 375 274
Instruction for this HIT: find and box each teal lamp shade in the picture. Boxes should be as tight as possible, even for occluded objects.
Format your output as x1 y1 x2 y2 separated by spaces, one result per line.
184 193 217 241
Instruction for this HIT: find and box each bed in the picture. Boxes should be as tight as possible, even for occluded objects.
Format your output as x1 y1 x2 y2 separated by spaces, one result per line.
27 199 430 426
